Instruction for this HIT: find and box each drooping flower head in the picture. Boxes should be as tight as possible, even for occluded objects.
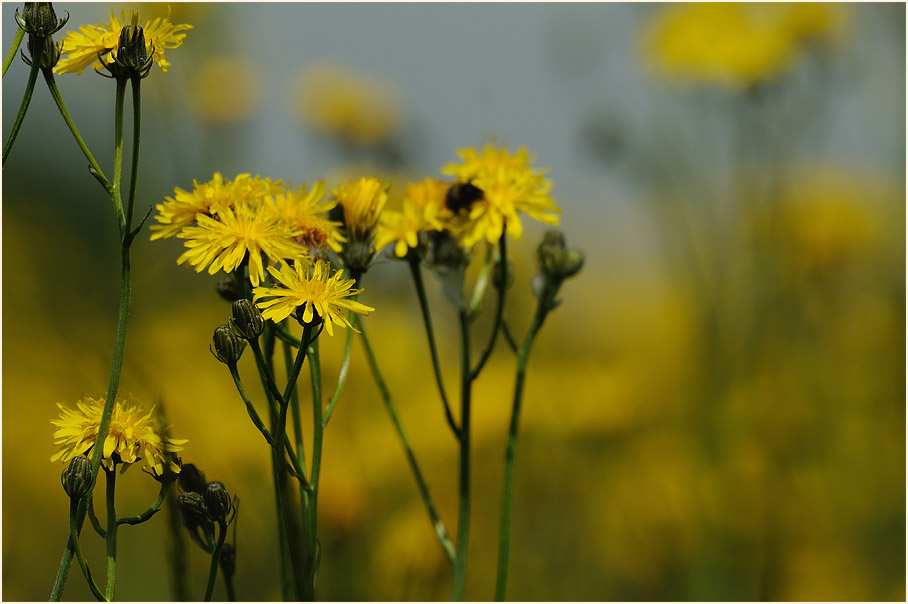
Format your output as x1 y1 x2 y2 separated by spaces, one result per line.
268 181 347 254
175 199 309 287
441 144 561 247
374 178 448 258
54 10 192 76
51 397 187 477
253 260 375 336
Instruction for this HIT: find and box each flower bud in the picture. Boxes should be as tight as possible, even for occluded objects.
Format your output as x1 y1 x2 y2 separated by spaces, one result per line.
61 456 93 499
204 481 233 523
533 230 584 309
211 325 245 365
178 491 209 529
16 3 68 37
117 20 148 69
230 299 264 340
219 543 236 578
216 278 244 302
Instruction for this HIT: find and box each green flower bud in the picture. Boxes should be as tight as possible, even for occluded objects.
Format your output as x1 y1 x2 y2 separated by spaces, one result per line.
16 3 68 37
61 456 93 499
178 491 209 529
216 278 244 302
219 543 236 578
105 14 155 79
204 481 233 523
341 239 375 279
533 230 584 309
211 325 245 365
23 33 62 68
230 299 264 340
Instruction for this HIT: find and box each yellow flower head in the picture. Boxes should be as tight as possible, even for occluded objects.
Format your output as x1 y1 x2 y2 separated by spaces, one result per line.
54 10 192 76
51 397 187 477
176 200 309 287
332 177 389 239
151 173 285 241
374 178 447 258
269 181 347 253
441 145 560 247
643 3 848 88
253 260 375 336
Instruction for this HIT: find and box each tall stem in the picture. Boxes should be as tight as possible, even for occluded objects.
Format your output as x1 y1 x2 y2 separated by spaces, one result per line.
471 233 507 380
125 75 142 234
104 469 118 601
204 522 228 601
2 55 40 165
494 301 548 601
2 24 24 76
304 337 324 600
451 310 473 600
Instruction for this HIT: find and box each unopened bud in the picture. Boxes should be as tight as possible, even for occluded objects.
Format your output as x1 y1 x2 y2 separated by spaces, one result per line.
230 299 264 340
16 3 68 37
211 325 245 365
533 230 584 308
204 481 233 523
61 456 93 499
177 491 208 528
219 543 236 578
217 278 244 302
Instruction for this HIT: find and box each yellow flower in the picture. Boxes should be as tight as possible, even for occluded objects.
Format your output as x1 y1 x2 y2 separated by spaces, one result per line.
333 177 389 239
374 178 447 258
269 181 347 253
176 200 308 287
441 145 560 247
51 397 187 477
186 56 263 124
54 10 192 76
643 3 847 88
253 260 375 336
151 173 285 241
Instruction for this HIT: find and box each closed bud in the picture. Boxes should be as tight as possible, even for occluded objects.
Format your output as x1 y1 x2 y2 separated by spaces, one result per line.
106 13 154 78
211 325 245 365
204 481 233 523
16 3 68 37
178 491 209 529
217 278 244 302
61 456 93 499
533 230 583 309
230 299 264 340
219 543 236 578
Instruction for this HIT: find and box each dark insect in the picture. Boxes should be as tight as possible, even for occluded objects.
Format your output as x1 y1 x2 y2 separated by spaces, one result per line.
445 182 484 213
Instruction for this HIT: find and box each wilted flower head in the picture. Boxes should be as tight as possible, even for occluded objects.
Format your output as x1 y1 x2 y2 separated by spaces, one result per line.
51 397 187 477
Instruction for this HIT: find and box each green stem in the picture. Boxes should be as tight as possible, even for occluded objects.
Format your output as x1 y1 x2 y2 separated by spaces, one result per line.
204 522 228 601
407 255 460 437
88 495 107 538
452 310 473 600
284 338 312 596
355 316 456 563
305 337 323 600
494 301 549 601
112 77 126 234
224 573 236 602
2 55 39 165
117 481 170 526
471 233 507 380
2 24 24 77
322 324 354 426
69 501 107 602
104 469 118 601
124 74 141 238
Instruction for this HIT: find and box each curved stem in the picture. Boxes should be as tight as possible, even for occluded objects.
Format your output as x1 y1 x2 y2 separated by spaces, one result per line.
3 54 40 165
118 481 170 526
452 310 473 600
69 501 107 602
204 521 228 601
104 469 118 601
41 69 118 221
355 316 456 563
407 255 460 438
88 495 107 538
2 24 24 77
494 302 548 601
124 75 142 239
471 233 507 380
322 324 354 426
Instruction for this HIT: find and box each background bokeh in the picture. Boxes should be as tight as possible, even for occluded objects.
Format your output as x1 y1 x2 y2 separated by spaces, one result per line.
3 2 905 601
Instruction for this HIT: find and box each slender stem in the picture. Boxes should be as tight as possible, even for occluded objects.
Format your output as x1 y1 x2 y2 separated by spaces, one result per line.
407 255 460 438
117 481 170 526
112 77 126 230
355 316 456 563
284 337 312 593
494 301 548 601
69 501 107 602
501 318 519 355
472 233 508 380
468 245 494 321
452 310 473 600
283 339 307 470
304 337 323 600
104 469 118 601
322 324 354 426
2 56 40 165
2 24 24 77
204 522 228 601
224 573 236 602
88 495 107 538
125 74 142 238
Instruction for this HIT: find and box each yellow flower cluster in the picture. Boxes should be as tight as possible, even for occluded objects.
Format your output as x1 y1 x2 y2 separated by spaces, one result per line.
643 3 848 88
51 397 187 477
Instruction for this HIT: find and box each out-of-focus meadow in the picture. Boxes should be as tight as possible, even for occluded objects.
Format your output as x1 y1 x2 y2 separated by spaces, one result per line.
2 2 905 601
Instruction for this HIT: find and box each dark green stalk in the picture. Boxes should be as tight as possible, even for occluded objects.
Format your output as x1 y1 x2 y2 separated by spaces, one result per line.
355 316 456 563
124 74 142 234
2 24 24 76
471 233 507 380
451 310 473 601
224 573 236 602
304 337 323 601
407 255 460 438
104 469 118 601
117 481 170 526
69 500 107 602
284 338 312 598
88 495 106 538
112 77 126 231
494 301 549 601
2 55 40 165
322 325 354 426
204 522 228 601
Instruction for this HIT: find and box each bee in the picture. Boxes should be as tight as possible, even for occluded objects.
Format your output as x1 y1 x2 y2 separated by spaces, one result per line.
445 182 484 213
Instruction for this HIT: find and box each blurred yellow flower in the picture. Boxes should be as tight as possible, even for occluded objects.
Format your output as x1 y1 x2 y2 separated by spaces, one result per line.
253 260 374 335
186 56 262 123
269 181 347 253
374 178 448 258
54 10 192 75
176 200 308 287
442 144 560 246
151 173 284 240
51 397 186 476
294 62 402 145
643 3 847 88
333 176 389 240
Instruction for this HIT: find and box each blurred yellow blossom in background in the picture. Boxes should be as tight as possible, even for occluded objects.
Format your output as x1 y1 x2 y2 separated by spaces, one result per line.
186 56 262 123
